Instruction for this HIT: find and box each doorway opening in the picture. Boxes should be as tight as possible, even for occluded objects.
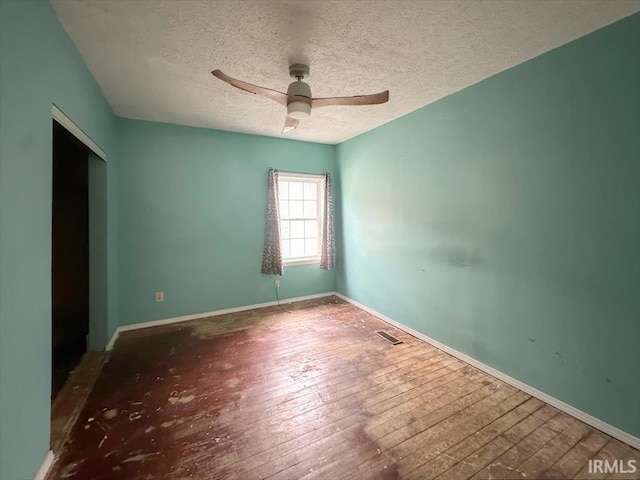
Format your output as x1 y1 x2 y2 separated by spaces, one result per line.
52 119 90 399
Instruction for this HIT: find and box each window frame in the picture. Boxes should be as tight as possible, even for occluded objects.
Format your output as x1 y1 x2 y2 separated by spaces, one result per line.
278 172 324 266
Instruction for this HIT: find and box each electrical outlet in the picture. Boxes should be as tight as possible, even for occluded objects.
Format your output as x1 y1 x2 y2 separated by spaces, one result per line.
155 291 164 302
274 280 280 288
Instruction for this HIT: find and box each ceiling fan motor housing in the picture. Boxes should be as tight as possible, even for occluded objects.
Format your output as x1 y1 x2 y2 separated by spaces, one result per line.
287 81 312 119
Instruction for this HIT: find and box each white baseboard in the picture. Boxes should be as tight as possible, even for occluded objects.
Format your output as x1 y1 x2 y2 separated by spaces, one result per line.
105 291 337 351
334 293 640 450
34 450 54 480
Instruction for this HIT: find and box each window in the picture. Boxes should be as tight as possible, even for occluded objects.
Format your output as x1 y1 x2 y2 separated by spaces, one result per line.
278 173 324 265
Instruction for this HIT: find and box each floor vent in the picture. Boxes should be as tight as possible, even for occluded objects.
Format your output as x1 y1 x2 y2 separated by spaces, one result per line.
376 330 402 345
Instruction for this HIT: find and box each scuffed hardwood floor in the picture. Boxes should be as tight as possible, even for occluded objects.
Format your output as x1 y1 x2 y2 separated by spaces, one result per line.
48 296 639 479
51 351 106 453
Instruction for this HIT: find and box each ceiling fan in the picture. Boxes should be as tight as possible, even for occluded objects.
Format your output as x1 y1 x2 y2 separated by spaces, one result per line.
212 64 389 133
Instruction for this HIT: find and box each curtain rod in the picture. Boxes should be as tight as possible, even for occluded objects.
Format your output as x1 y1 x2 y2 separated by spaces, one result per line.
274 169 329 177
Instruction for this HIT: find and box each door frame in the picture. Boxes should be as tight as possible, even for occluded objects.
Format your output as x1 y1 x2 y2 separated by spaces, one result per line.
52 105 106 160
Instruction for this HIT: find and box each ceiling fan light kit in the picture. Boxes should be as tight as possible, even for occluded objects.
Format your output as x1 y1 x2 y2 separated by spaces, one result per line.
286 79 312 119
287 100 312 119
212 63 389 133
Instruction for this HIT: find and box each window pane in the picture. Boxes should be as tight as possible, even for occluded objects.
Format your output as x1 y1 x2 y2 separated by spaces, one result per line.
305 220 318 238
281 239 290 259
289 200 303 218
303 182 317 200
289 182 303 200
278 181 289 199
279 200 289 218
303 201 317 218
290 220 304 238
290 239 304 258
280 220 290 239
305 238 318 256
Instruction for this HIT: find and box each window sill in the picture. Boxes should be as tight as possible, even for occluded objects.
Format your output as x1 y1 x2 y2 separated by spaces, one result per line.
284 257 321 266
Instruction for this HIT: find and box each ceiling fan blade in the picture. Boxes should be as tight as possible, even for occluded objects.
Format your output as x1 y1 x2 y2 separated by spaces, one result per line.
282 116 299 133
312 90 389 108
212 70 288 107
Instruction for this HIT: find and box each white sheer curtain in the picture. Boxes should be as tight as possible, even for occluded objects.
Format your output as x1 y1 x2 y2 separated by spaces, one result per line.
261 168 283 275
320 173 335 270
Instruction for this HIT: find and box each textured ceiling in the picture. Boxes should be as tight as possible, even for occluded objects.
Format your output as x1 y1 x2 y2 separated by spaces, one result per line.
50 0 639 144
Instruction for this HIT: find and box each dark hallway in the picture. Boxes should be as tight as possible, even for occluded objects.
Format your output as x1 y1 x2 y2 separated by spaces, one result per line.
52 120 90 400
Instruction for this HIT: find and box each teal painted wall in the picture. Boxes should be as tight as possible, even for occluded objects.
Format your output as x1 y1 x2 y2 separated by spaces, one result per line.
116 119 336 327
0 1 118 478
337 13 640 438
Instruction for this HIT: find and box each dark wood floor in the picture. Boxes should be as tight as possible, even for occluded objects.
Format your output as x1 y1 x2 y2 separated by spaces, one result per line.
48 296 639 479
51 351 105 453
